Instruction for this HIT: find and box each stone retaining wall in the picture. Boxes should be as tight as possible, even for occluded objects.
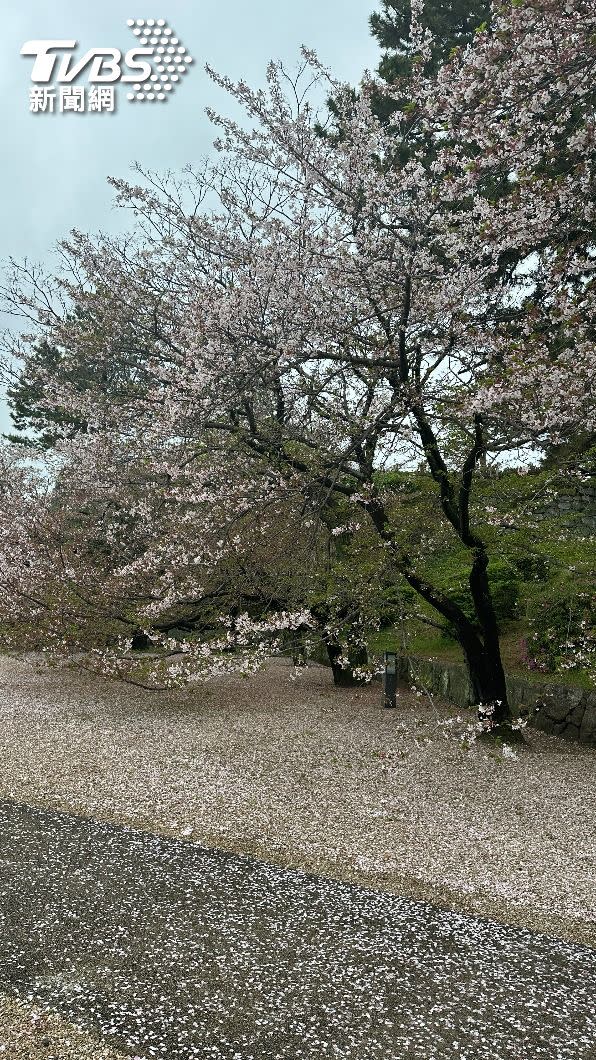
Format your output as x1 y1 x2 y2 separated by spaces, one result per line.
393 655 596 746
538 480 596 532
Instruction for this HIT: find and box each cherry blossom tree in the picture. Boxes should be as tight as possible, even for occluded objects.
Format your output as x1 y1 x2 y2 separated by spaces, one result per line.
1 0 594 733
0 437 315 687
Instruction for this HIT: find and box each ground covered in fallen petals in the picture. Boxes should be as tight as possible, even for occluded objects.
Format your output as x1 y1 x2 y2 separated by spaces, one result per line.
1 800 595 1060
0 655 594 945
0 992 132 1059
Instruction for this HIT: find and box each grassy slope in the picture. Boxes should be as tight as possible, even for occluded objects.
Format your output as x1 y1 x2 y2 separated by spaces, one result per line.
370 622 595 691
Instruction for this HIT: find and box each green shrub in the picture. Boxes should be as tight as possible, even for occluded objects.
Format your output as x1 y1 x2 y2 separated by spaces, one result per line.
512 552 551 582
524 583 596 682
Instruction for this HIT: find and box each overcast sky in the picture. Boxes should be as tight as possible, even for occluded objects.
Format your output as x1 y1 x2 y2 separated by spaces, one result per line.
1 0 379 432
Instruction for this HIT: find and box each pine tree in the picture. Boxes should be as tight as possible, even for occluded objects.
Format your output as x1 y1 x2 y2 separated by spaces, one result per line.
370 0 490 80
369 0 490 127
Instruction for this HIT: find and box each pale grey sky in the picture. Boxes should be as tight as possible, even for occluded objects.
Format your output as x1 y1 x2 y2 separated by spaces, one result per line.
1 1 379 431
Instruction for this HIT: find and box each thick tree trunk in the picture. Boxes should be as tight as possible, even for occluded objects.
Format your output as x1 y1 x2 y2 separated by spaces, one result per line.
325 639 369 687
310 597 369 687
459 629 510 729
465 548 512 731
365 497 513 724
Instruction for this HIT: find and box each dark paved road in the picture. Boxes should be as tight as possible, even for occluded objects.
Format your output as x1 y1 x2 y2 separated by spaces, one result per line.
0 800 595 1060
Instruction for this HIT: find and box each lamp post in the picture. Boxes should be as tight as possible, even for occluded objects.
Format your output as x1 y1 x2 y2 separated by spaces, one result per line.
384 651 398 709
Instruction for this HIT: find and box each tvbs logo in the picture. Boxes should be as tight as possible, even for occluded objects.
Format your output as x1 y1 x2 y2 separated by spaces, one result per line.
21 19 193 113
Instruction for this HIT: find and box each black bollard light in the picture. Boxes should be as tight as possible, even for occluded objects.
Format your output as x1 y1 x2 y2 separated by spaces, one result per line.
384 650 398 709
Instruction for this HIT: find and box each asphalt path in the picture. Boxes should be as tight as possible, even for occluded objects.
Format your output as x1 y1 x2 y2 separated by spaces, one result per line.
0 800 595 1059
